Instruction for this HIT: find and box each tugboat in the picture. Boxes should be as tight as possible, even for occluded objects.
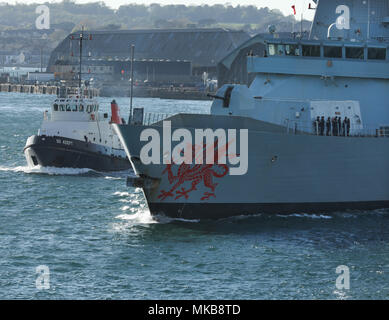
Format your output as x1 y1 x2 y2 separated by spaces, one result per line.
24 27 130 172
24 89 131 171
114 0 389 219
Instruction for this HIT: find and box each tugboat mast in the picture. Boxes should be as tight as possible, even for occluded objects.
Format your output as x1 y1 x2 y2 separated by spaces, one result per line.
70 26 91 93
129 44 135 124
79 26 84 90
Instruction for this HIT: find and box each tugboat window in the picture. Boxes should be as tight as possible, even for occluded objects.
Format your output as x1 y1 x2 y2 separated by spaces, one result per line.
87 105 91 113
72 104 78 112
285 44 300 56
368 48 386 60
53 104 58 111
346 47 364 59
324 46 342 58
66 104 71 111
302 45 320 57
59 104 65 111
79 104 84 112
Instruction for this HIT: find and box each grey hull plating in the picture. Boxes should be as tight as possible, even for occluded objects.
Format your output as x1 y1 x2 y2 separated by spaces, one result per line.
115 114 389 219
24 135 131 172
148 201 389 220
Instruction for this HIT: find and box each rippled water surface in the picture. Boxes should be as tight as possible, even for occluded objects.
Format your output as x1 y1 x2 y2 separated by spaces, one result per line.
1 92 389 299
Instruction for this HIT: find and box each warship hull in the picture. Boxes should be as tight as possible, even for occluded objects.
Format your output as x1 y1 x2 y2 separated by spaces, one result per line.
114 114 389 220
147 201 389 220
24 135 131 172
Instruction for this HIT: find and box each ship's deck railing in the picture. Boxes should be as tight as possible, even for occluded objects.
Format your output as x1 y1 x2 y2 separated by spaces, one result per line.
286 119 389 138
136 112 389 138
142 112 174 125
140 111 208 126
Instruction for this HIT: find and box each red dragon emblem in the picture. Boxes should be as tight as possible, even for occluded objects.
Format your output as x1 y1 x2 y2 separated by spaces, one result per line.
158 140 232 201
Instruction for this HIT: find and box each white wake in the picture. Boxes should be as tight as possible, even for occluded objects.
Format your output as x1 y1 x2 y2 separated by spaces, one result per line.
0 165 94 175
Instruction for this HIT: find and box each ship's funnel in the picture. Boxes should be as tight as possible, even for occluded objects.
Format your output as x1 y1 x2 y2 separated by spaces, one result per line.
111 100 122 124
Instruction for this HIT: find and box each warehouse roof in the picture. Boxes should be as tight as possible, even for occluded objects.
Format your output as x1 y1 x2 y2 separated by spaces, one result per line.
48 28 251 68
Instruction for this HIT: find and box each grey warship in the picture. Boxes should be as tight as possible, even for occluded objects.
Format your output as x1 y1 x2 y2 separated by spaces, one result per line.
114 0 389 219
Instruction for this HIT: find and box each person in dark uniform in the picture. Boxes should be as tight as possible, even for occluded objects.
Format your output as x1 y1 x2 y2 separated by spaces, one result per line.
342 117 347 136
338 117 343 136
326 117 331 136
320 116 325 136
346 117 351 136
332 117 338 136
314 116 320 135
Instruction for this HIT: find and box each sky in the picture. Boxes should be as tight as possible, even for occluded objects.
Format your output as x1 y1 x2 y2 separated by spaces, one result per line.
3 0 316 20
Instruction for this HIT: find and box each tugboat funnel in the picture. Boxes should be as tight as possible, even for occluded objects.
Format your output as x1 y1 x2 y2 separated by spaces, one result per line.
111 100 122 124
